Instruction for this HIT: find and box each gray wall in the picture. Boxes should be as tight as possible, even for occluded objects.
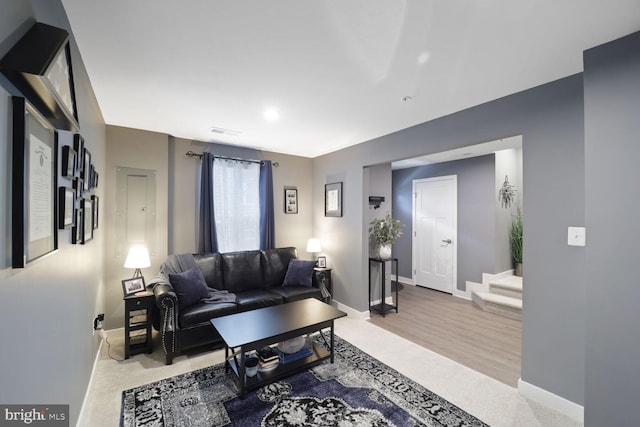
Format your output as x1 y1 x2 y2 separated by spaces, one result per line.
365 163 393 301
313 73 586 405
584 32 640 426
494 147 523 272
392 155 497 291
104 126 314 329
0 1 106 425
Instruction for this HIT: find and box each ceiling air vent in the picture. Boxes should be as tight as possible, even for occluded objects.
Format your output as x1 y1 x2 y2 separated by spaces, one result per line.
210 126 242 137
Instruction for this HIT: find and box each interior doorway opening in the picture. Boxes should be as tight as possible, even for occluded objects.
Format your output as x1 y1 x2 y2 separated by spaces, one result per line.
366 135 523 387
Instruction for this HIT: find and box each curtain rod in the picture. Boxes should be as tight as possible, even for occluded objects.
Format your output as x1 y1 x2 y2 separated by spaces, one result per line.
185 151 279 167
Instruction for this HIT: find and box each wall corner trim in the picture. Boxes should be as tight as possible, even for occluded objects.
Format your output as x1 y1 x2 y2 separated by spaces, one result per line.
518 378 584 423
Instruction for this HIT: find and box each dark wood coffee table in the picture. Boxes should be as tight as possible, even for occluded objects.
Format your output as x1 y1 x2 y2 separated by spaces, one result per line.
210 298 346 396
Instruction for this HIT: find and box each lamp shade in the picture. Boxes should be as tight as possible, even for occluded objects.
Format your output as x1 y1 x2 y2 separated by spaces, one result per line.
124 246 151 269
306 238 322 253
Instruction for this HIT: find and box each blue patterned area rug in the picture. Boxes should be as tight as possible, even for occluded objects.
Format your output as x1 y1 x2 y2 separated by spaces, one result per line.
121 335 488 426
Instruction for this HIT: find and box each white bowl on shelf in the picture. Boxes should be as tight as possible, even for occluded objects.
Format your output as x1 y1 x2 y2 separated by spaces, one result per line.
277 336 306 354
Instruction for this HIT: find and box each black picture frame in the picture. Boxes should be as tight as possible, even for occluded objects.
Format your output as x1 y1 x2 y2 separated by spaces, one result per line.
122 277 146 296
58 187 76 229
71 206 82 244
73 134 84 174
72 177 83 198
284 188 298 214
83 149 91 191
81 198 93 244
317 256 327 268
91 195 99 229
325 182 343 217
61 145 76 177
0 23 79 132
43 41 78 127
11 97 58 268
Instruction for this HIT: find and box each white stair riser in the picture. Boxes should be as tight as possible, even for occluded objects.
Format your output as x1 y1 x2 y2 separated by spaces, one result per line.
489 285 522 300
472 292 522 321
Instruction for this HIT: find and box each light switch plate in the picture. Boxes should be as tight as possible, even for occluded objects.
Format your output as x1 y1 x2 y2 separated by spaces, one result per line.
568 227 586 246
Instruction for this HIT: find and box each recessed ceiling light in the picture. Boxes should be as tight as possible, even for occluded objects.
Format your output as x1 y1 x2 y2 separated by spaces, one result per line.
417 51 431 65
264 109 279 121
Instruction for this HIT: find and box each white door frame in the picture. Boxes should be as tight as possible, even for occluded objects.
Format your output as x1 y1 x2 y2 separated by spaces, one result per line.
412 175 458 293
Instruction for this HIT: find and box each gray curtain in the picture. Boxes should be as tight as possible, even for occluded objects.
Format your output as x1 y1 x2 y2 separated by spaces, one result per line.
198 152 218 253
259 160 275 249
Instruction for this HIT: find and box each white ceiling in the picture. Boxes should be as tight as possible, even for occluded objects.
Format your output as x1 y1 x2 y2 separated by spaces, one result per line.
61 1 640 158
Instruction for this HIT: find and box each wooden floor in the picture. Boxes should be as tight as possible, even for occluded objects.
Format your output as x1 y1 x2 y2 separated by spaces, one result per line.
368 284 522 387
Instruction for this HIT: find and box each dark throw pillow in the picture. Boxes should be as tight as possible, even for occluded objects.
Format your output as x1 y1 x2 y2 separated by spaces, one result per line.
168 268 210 309
282 260 316 288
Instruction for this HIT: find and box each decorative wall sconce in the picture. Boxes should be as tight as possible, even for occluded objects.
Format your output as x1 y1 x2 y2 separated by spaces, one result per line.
369 196 385 209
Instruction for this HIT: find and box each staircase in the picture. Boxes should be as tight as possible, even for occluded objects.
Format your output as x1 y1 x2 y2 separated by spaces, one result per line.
471 275 522 321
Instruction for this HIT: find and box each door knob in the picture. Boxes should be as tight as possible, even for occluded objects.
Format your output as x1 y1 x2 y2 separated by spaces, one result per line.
442 239 452 244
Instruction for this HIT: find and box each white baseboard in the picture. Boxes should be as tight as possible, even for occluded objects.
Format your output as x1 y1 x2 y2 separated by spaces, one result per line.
333 300 370 320
77 336 106 427
398 275 413 285
518 378 584 423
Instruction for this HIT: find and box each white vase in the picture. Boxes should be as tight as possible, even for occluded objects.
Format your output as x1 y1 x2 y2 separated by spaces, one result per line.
378 244 392 260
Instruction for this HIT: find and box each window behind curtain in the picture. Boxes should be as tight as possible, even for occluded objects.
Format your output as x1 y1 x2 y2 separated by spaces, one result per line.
213 159 260 252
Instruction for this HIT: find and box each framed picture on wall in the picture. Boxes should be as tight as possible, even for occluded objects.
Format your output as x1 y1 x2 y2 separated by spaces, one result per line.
71 207 82 244
61 145 76 177
91 195 99 229
325 182 342 217
73 134 84 174
284 188 298 214
81 198 93 244
58 187 76 229
83 149 91 191
11 97 58 267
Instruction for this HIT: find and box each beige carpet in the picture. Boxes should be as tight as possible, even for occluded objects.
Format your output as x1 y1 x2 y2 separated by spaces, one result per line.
80 316 582 426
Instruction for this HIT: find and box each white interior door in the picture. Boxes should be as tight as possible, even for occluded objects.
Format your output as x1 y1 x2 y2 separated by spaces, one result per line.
413 176 457 293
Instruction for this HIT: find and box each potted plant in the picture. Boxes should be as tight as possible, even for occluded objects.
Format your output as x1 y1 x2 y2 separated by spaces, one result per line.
511 207 523 276
370 214 403 259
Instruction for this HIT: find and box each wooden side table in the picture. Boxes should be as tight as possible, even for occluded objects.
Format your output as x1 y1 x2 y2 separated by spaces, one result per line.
124 292 153 358
368 257 399 317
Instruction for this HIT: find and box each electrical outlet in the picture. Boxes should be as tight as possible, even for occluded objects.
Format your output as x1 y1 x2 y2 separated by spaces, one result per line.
93 314 105 335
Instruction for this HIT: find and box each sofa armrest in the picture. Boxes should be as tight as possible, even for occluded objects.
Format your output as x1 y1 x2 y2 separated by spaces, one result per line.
153 282 178 312
151 281 180 364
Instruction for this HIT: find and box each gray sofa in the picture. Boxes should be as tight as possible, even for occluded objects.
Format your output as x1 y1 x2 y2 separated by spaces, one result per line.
149 247 328 364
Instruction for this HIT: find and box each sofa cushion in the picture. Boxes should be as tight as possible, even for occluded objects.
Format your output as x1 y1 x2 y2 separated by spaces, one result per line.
269 287 322 303
194 253 224 289
262 247 297 288
179 302 237 327
282 260 316 287
221 250 264 292
168 268 210 309
235 290 283 312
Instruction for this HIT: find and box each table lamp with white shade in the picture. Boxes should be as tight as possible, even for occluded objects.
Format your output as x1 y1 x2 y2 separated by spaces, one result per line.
124 245 150 278
306 238 322 261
